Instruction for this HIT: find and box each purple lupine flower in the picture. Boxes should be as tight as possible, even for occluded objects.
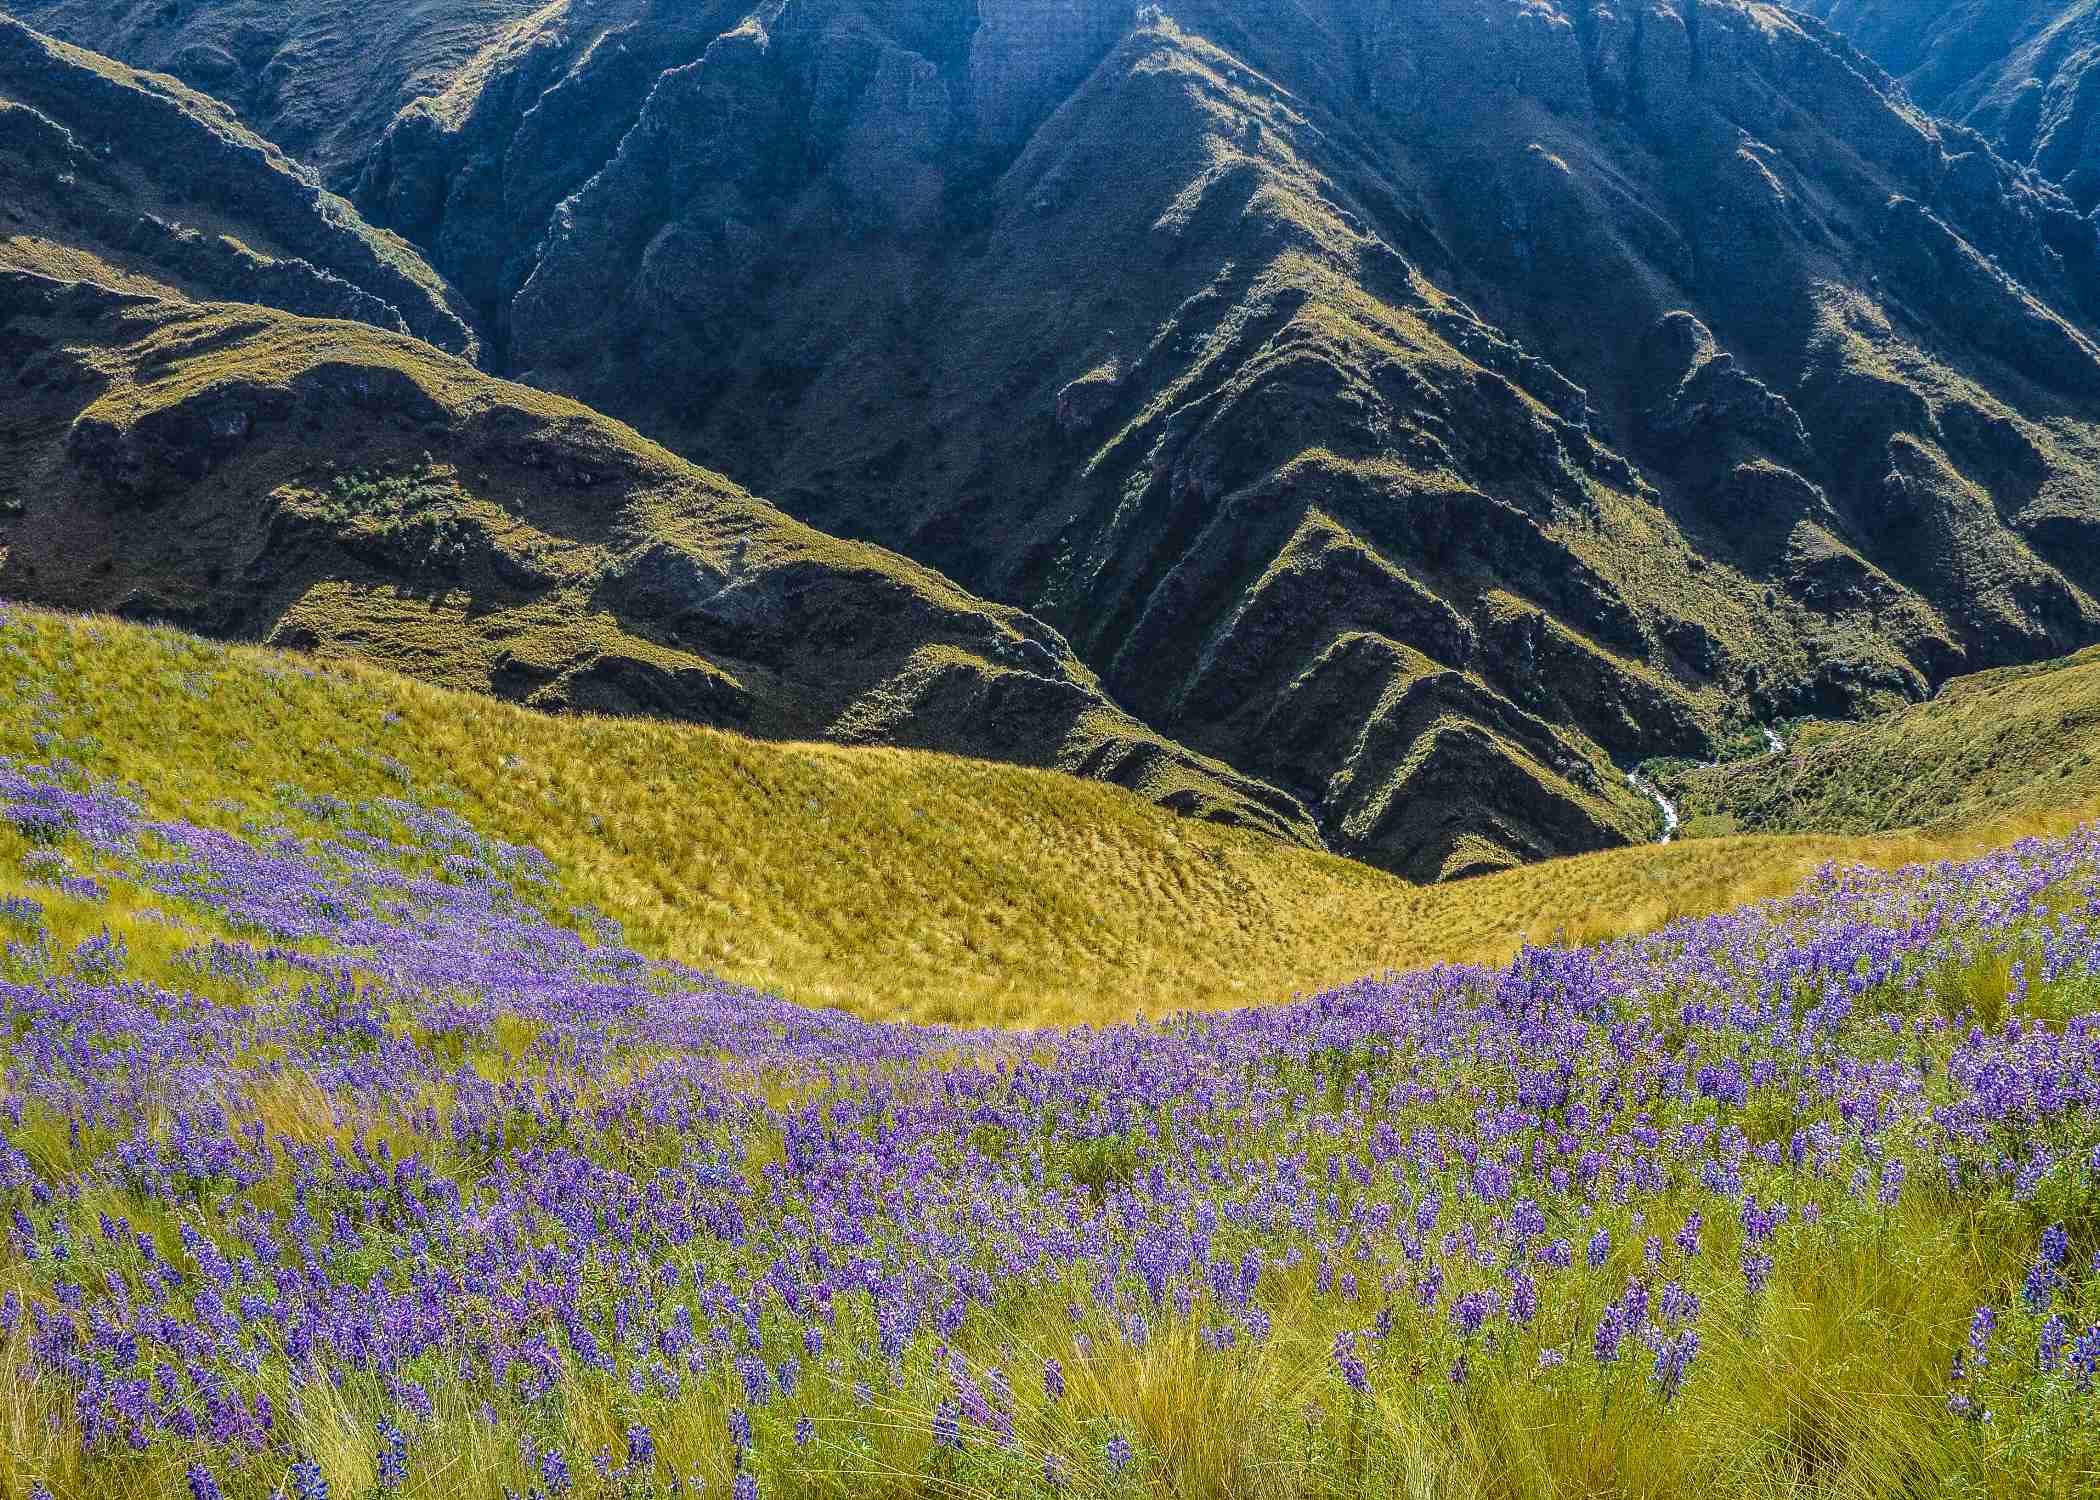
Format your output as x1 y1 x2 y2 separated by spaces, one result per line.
1651 1331 1699 1401
1587 1229 1611 1269
1969 1305 1999 1367
289 1458 329 1500
2024 1257 2060 1313
626 1424 655 1471
187 1466 224 1500
2041 1224 2070 1268
1593 1305 1625 1364
1672 1212 1702 1258
539 1446 571 1495
2071 1325 2100 1393
376 1419 408 1491
1043 1356 1065 1401
733 1475 758 1500
794 1415 814 1446
932 1399 961 1450
2040 1314 2068 1375
1451 1290 1496 1338
1106 1434 1134 1473
1332 1330 1370 1393
1507 1269 1538 1326
1741 1252 1774 1296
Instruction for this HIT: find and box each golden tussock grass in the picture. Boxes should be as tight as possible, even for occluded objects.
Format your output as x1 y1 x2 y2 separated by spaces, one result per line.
1 603 2093 1030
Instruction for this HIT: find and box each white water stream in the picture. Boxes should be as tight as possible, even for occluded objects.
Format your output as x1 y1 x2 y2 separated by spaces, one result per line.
1626 724 1785 845
1626 769 1681 844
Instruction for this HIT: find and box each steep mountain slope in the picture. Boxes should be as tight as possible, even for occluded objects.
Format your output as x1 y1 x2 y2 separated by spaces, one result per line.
337 0 2100 880
1811 0 2100 208
0 271 1315 844
0 15 479 356
0 0 545 183
0 17 1332 847
1662 640 2100 835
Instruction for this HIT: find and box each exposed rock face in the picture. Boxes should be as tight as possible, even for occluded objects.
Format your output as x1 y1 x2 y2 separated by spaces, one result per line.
0 270 1319 846
1811 0 2100 209
0 17 479 356
303 0 2100 879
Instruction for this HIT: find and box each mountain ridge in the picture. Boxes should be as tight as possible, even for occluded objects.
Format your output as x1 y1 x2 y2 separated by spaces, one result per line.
326 0 2100 876
11 0 2100 880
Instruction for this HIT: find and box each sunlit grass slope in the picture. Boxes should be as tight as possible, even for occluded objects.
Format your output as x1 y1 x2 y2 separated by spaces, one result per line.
5 679 2100 1500
4 603 2096 1028
1666 645 2100 839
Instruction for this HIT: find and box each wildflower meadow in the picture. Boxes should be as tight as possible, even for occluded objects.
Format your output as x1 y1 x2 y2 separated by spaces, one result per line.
3 749 2100 1496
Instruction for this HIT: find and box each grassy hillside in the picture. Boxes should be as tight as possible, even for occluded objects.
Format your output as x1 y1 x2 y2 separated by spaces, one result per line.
5 604 2100 1499
1664 645 2100 838
0 274 1318 851
3 602 2092 1030
0 15 478 354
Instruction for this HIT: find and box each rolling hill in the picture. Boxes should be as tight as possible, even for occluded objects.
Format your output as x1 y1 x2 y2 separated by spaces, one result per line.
1 601 2088 1024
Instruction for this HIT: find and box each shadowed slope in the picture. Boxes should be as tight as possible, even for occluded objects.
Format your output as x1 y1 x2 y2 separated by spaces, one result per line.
0 273 1319 847
0 0 547 182
341 0 2100 879
0 15 478 356
1811 0 2100 208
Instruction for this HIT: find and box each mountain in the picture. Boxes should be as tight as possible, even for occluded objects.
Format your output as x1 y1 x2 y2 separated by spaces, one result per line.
1661 639 2100 835
1809 0 2100 208
15 0 2100 883
324 0 2100 879
0 15 1318 847
0 273 1316 845
0 0 545 182
0 15 479 355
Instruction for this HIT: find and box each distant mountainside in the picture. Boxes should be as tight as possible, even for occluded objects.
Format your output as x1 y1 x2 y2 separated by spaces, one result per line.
0 0 544 182
0 14 1318 848
1810 0 2100 208
329 0 2100 878
13 0 2100 880
0 15 479 356
1661 642 2100 835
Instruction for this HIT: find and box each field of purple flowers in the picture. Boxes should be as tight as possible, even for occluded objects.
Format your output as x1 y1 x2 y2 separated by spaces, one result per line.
4 750 2100 1498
